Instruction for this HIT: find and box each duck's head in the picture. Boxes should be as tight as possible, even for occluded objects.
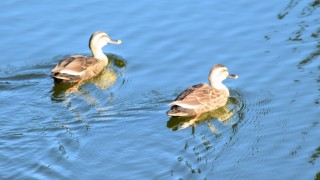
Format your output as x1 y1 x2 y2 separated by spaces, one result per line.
89 31 122 50
209 64 238 87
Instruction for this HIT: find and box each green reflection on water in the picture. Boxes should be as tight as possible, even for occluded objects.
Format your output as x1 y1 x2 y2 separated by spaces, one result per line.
315 172 320 180
309 146 320 164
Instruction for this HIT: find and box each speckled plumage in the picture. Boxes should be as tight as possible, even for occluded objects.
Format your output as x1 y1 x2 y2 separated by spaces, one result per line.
167 64 237 117
51 56 105 83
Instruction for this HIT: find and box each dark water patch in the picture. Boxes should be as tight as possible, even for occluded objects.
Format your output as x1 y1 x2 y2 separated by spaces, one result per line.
277 0 301 19
277 0 320 69
316 172 320 180
309 146 320 164
300 0 320 17
0 73 48 81
0 63 51 91
0 81 39 91
278 0 320 19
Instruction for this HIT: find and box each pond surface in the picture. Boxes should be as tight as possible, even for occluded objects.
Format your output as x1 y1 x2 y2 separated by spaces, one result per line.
0 0 319 179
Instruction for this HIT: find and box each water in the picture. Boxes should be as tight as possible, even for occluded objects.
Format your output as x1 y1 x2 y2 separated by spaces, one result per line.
0 0 319 179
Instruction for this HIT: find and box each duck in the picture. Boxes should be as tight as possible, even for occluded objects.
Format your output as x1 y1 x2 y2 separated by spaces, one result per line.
167 64 238 117
51 31 121 92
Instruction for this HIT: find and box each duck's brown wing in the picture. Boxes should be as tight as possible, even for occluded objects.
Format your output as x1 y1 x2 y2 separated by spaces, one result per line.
51 56 100 83
167 84 226 116
52 56 99 74
174 84 205 100
169 84 212 108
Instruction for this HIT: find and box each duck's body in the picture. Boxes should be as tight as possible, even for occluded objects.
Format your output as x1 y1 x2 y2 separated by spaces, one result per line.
167 83 229 116
167 64 237 117
51 55 106 83
51 31 121 84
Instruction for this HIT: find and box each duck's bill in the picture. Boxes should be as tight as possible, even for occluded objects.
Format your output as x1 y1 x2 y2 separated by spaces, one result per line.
228 74 238 79
109 39 122 44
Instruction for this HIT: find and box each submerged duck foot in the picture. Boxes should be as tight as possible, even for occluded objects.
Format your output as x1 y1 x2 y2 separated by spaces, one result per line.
179 114 200 130
207 122 219 134
65 80 83 94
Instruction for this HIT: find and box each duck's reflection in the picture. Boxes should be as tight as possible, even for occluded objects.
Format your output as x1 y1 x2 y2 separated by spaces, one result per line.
50 68 116 101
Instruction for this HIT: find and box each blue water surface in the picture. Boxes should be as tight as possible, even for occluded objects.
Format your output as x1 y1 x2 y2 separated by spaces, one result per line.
0 0 319 179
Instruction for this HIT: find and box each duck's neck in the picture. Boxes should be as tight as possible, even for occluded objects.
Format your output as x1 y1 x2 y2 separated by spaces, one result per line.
210 81 230 97
91 47 108 64
210 80 229 96
210 80 225 89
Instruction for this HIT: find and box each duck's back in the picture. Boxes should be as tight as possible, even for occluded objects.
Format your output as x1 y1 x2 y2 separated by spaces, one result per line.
51 56 105 83
167 84 229 116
